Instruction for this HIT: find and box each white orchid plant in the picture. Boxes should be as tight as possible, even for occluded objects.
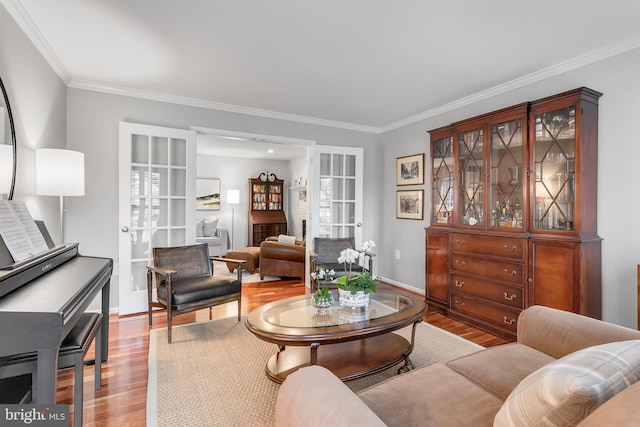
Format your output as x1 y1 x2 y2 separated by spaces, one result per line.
311 268 335 301
335 240 381 294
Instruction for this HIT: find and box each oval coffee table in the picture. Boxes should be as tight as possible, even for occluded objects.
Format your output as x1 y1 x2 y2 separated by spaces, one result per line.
245 289 428 383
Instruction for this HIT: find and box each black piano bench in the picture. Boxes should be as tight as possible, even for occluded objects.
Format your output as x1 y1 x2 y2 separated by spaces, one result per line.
58 312 103 427
0 312 102 427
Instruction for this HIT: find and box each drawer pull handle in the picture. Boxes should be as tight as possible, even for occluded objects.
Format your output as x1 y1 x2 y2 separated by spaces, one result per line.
503 316 516 325
503 269 517 276
454 280 464 287
455 259 465 267
454 300 465 306
503 292 517 301
455 239 465 246
503 245 517 252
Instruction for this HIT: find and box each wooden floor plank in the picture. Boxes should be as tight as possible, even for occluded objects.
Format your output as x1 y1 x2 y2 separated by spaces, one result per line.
58 279 507 425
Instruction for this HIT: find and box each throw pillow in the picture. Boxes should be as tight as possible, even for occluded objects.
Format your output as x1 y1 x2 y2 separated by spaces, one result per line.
494 339 640 427
277 234 296 245
196 218 205 238
203 216 219 237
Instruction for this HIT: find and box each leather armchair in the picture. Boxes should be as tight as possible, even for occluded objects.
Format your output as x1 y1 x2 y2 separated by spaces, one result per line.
146 243 243 343
259 236 306 279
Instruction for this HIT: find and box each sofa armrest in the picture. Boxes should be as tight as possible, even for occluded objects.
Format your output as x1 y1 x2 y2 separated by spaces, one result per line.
216 227 229 252
274 366 386 427
259 241 305 262
517 305 640 359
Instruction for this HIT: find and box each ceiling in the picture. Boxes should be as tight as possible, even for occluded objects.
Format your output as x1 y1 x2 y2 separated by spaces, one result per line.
4 0 640 135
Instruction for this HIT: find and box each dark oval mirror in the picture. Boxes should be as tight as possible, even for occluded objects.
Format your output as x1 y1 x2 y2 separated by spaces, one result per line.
0 76 17 200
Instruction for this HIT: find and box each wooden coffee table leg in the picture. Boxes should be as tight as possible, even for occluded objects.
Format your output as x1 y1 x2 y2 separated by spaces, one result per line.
397 319 422 374
310 342 319 365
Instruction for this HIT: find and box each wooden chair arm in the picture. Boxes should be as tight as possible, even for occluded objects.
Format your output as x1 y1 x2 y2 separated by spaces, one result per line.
146 265 177 277
210 256 246 282
210 256 246 265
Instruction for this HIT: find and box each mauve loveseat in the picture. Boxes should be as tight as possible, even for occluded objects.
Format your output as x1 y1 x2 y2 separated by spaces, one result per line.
275 305 640 427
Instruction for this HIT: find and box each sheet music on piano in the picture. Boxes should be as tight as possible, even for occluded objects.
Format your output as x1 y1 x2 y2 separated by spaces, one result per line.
0 200 50 263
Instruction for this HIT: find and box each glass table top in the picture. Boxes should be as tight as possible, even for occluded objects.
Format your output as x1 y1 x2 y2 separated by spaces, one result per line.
261 291 414 328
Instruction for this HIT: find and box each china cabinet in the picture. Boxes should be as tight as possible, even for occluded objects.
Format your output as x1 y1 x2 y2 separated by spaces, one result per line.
425 88 602 338
248 173 287 246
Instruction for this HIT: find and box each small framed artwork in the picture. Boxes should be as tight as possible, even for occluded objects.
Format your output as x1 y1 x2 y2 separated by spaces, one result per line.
196 178 221 210
396 190 424 220
396 153 424 186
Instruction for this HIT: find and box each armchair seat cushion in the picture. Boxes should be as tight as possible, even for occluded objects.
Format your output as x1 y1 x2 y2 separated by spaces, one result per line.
158 276 241 310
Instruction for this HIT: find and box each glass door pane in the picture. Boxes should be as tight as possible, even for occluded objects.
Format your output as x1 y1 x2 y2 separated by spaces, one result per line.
490 118 524 229
533 107 576 230
458 128 484 227
431 136 454 224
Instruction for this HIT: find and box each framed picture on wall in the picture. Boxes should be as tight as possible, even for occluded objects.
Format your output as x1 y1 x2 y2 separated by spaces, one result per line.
396 153 424 186
396 190 424 220
196 178 221 210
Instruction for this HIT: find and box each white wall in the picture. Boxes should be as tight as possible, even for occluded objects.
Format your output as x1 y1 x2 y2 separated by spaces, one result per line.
380 48 640 328
196 153 291 248
0 6 67 236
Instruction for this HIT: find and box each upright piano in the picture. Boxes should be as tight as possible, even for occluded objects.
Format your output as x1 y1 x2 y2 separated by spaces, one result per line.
0 235 113 404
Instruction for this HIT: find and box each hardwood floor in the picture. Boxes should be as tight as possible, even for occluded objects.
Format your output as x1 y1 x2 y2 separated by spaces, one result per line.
59 279 507 426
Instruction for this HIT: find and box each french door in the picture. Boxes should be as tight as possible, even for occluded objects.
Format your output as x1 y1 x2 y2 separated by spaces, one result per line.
310 145 364 245
118 122 196 315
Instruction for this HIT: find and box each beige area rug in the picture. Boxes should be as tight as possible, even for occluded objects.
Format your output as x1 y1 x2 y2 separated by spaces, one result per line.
212 260 281 283
147 316 484 427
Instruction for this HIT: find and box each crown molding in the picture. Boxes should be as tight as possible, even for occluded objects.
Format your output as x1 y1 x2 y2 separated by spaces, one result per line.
68 80 381 134
380 34 640 133
1 0 72 84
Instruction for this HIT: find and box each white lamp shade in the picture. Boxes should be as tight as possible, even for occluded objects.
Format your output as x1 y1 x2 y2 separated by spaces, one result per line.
35 149 85 196
227 189 240 205
0 144 12 195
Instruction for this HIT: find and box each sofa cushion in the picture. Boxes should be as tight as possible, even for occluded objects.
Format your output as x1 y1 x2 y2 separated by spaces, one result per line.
447 342 555 400
358 363 503 427
277 234 296 245
494 340 640 427
196 218 205 238
203 216 219 236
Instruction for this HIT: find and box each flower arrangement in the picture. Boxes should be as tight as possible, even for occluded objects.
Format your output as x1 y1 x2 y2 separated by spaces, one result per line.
334 240 380 295
311 269 336 311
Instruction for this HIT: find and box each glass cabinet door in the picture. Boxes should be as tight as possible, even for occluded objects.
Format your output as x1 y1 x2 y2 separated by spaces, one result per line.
490 118 525 229
269 183 282 210
457 128 484 227
252 183 267 210
431 135 454 224
532 106 576 231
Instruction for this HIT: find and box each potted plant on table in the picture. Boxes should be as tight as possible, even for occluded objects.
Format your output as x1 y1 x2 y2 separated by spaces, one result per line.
335 240 381 308
311 269 335 313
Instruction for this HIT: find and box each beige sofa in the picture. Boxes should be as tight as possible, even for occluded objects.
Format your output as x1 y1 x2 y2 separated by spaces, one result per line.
275 306 640 426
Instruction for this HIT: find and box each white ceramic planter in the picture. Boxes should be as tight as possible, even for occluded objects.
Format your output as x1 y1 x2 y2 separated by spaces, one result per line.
338 288 370 308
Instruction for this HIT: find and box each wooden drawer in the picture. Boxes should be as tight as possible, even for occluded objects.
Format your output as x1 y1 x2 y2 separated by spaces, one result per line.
451 233 524 260
451 274 523 309
450 292 520 333
450 254 523 285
